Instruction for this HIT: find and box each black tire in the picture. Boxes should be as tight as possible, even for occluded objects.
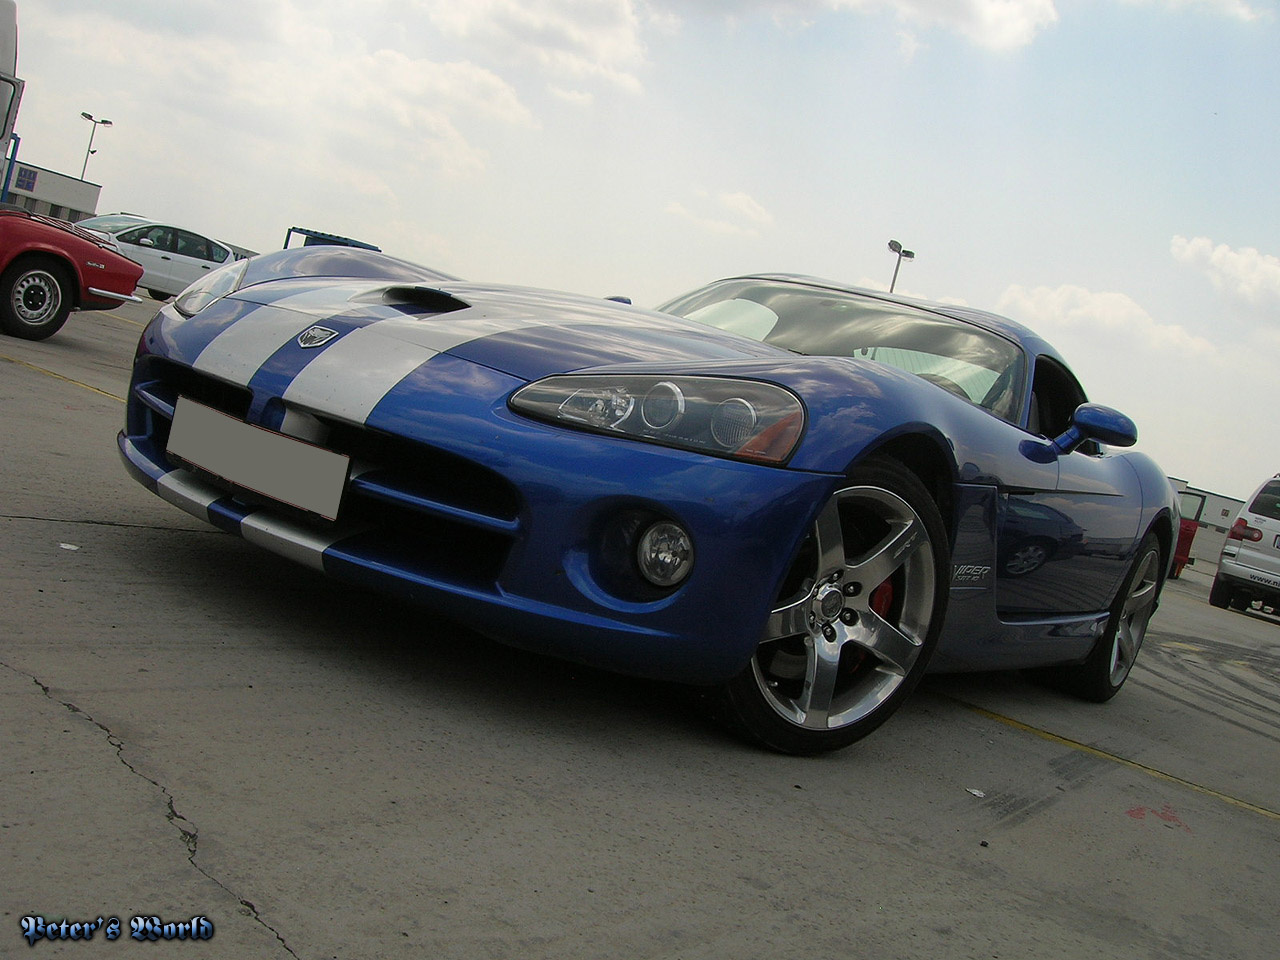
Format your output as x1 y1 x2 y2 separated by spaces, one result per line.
717 457 949 755
1228 593 1250 612
0 258 73 340
147 289 171 301
1208 575 1231 609
1036 531 1163 703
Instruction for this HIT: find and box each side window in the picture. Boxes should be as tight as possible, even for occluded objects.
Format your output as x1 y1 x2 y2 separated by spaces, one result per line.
1029 356 1096 453
175 231 212 260
120 226 174 251
209 242 230 264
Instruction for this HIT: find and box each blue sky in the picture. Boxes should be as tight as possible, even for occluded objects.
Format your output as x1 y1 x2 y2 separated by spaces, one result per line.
14 0 1280 499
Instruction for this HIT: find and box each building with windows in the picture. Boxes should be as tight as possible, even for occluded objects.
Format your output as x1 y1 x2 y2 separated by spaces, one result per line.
2 159 100 221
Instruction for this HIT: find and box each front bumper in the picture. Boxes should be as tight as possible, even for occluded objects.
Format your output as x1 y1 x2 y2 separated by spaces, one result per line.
119 352 840 685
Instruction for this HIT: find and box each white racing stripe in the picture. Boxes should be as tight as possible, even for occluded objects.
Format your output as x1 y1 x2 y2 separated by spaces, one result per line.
155 469 223 524
240 512 349 572
194 285 560 424
356 313 550 353
282 324 438 423
193 304 322 383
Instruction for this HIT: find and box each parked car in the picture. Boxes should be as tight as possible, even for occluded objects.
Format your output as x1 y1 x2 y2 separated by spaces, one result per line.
106 221 236 300
1209 474 1280 614
0 208 143 340
117 249 1177 754
74 212 152 235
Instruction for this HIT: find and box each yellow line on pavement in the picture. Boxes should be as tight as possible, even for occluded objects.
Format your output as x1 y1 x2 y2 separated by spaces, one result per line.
955 698 1280 821
0 353 125 403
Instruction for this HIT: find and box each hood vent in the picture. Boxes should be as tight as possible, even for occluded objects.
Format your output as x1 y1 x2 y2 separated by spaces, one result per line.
375 285 470 316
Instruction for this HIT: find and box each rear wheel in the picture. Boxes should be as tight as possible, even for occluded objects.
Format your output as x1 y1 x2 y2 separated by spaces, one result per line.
1208 575 1231 609
147 289 171 301
718 458 949 755
0 259 73 340
1037 531 1162 702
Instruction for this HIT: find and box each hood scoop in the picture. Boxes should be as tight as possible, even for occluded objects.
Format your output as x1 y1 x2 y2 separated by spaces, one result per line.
352 285 471 316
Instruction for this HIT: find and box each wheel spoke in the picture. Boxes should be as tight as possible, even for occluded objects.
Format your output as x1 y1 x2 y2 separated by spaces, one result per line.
797 636 842 729
1123 569 1158 618
763 595 811 643
812 497 846 580
1115 620 1138 670
847 516 926 591
844 610 921 677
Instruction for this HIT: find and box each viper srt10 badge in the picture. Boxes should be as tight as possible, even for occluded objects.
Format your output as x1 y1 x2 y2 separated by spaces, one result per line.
952 564 992 584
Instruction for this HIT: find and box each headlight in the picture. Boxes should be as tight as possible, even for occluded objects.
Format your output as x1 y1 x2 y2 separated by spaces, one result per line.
173 259 248 318
510 375 805 465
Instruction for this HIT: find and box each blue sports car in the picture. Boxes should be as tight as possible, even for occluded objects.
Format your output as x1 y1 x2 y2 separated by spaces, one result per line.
119 247 1177 754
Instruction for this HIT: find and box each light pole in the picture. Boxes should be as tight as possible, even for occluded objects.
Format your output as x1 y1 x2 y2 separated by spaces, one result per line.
890 239 911 291
80 112 112 179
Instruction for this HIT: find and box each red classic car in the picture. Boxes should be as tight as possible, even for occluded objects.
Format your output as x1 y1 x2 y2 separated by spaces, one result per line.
0 207 144 340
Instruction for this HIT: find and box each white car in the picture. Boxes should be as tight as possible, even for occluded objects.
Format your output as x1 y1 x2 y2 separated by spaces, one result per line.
104 221 236 299
1210 474 1280 614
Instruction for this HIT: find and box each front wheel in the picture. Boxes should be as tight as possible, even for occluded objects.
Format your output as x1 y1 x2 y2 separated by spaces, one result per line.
0 259 73 340
717 458 949 755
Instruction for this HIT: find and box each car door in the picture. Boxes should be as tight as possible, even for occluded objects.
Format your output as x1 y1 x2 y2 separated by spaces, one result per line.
113 224 177 293
994 355 1141 617
169 229 230 293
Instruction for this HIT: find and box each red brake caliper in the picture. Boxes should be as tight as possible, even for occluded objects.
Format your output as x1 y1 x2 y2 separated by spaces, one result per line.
869 579 894 618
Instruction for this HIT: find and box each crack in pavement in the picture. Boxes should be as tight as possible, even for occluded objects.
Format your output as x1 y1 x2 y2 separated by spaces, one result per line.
0 514 222 534
3 661 300 959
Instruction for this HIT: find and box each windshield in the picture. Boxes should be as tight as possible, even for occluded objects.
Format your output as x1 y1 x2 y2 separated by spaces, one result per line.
76 214 150 234
660 280 1026 422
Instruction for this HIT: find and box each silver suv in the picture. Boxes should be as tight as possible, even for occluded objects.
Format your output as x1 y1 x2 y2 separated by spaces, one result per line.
1210 474 1280 613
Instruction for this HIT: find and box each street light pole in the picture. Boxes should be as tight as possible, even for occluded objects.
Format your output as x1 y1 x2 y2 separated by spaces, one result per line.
887 239 915 293
80 111 112 179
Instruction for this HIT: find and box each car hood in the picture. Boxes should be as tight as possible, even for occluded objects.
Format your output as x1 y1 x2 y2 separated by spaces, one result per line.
163 276 787 385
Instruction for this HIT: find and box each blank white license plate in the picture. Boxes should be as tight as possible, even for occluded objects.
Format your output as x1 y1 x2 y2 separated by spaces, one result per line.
167 397 349 520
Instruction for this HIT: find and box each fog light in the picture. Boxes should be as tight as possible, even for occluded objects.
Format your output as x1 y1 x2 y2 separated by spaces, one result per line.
636 521 694 587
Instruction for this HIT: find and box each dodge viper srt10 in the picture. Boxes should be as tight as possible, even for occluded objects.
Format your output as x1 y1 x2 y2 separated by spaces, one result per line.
118 247 1176 753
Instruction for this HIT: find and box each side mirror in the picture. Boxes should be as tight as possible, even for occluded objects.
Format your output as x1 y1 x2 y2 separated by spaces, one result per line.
1050 403 1137 455
137 237 155 247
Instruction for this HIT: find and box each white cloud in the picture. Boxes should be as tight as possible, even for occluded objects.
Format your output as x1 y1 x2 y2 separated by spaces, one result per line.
667 1 1061 50
719 191 774 225
1118 0 1270 23
666 190 775 236
421 0 648 92
1170 236 1280 310
997 283 1217 357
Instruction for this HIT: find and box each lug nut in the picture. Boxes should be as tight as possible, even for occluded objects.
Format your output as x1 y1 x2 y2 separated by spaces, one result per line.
843 582 862 597
840 610 858 625
822 624 837 641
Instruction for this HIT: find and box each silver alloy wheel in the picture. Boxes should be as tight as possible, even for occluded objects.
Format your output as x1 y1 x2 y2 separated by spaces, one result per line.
751 485 938 730
1108 546 1160 685
12 268 64 326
